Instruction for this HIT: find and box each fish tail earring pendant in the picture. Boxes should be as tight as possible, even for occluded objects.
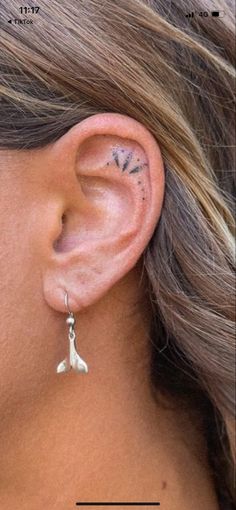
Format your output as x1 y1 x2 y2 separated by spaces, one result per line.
56 291 89 374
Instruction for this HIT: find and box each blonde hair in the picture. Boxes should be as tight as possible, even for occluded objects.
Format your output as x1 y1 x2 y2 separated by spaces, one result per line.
0 1 235 506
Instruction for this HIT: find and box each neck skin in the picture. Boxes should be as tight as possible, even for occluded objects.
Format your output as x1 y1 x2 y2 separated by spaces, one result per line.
0 267 219 510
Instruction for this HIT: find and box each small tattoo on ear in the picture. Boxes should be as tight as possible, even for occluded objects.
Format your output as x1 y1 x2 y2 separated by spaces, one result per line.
129 166 142 174
122 151 133 171
129 162 148 174
108 149 148 176
112 150 120 168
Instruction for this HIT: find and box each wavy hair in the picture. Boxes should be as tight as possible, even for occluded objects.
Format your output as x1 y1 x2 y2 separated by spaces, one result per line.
0 1 235 507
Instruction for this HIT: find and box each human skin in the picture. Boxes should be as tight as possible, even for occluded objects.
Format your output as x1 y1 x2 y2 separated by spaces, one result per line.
0 113 219 509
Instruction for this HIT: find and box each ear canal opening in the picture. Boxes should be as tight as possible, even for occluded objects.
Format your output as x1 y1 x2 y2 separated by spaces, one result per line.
53 213 67 252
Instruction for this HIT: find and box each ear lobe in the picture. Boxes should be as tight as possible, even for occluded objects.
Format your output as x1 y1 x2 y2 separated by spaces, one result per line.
42 113 165 313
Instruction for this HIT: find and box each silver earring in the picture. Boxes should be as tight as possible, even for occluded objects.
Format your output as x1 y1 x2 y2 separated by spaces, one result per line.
56 291 88 374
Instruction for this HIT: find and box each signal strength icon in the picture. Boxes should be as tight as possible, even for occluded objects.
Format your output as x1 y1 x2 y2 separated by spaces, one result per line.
185 12 194 17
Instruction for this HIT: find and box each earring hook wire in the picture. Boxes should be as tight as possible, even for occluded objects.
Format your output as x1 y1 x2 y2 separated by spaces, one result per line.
64 291 73 315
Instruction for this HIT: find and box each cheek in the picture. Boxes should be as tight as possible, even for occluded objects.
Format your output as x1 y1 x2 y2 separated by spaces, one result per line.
0 190 35 309
0 207 36 395
0 202 59 417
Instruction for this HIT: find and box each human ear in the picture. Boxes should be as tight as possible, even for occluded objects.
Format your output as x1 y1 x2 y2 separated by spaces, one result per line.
42 113 165 313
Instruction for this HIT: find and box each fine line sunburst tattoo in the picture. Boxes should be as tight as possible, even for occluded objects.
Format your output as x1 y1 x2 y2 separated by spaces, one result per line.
109 148 148 175
106 147 148 201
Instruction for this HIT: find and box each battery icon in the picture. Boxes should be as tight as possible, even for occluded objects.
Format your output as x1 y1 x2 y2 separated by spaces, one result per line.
211 11 225 17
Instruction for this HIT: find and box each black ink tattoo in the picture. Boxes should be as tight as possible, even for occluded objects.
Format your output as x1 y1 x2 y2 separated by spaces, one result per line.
108 149 147 203
129 162 148 174
122 151 133 171
108 149 148 176
129 166 142 174
112 150 120 168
